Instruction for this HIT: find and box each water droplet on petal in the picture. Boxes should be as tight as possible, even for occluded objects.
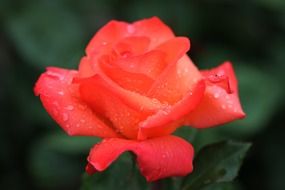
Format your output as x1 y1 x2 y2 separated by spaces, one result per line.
127 25 135 33
52 101 59 106
65 105 74 110
58 91 64 95
214 93 220 99
62 113 69 121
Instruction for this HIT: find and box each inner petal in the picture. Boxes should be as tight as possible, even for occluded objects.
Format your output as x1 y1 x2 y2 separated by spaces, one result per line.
147 55 202 104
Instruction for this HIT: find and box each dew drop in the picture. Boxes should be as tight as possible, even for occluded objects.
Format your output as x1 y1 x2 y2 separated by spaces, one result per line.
58 91 64 95
76 124 80 128
127 25 135 33
222 105 226 110
80 119 86 123
65 105 74 110
177 69 182 75
62 113 69 121
52 101 59 106
214 93 220 99
151 98 160 105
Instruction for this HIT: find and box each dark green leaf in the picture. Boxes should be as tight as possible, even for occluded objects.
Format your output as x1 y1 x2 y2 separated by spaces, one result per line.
182 141 251 190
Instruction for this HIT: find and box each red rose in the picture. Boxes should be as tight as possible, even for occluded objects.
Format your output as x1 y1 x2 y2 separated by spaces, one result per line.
34 17 245 181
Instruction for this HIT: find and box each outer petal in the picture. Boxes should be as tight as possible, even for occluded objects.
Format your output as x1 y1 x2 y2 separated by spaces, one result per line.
34 67 120 138
86 135 194 182
185 62 245 128
79 75 164 139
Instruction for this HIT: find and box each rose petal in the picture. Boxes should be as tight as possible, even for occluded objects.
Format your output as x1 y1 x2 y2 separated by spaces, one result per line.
79 75 164 139
78 56 96 78
132 17 175 48
86 17 174 56
86 135 194 182
147 55 202 104
86 20 129 55
138 80 205 140
99 56 155 94
154 37 190 65
113 36 150 56
34 67 120 138
114 50 167 79
185 62 245 128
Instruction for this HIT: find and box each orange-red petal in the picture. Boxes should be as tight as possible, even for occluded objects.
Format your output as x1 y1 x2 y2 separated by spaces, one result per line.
185 62 245 128
86 135 194 182
34 67 120 138
78 75 164 139
85 17 175 56
147 55 202 104
138 80 205 140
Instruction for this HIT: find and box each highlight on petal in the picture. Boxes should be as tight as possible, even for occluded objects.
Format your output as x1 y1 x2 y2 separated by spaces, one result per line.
86 135 194 182
34 67 119 138
185 62 245 128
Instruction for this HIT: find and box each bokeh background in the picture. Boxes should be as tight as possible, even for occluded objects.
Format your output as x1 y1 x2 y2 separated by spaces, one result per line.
0 0 285 189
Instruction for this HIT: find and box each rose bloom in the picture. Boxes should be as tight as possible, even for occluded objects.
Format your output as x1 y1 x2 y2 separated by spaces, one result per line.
34 17 245 181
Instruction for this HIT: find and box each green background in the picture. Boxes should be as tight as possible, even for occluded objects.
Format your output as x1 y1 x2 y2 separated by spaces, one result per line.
0 0 284 189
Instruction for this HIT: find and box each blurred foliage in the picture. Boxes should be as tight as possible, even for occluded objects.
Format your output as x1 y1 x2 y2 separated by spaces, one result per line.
0 0 285 189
